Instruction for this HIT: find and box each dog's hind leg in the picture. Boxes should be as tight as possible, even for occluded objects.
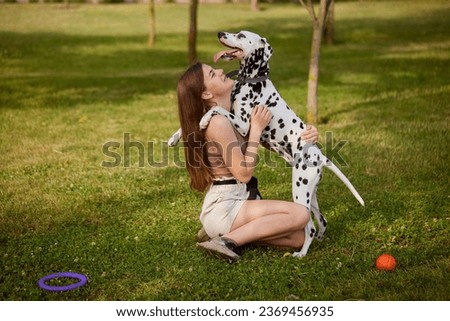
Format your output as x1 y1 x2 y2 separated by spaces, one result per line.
293 219 316 258
291 154 317 258
306 170 327 241
311 188 327 241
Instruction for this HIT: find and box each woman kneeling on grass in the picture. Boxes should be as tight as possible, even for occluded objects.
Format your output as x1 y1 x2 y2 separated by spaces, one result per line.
177 62 319 262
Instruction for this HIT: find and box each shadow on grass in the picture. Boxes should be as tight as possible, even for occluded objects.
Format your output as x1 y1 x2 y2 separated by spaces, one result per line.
0 31 188 110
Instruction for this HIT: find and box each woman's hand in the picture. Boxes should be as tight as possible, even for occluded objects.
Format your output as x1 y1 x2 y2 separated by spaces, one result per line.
301 125 319 144
250 105 272 134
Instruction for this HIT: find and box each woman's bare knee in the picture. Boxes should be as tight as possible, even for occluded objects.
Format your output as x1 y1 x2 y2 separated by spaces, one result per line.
285 205 308 248
289 230 305 248
289 203 309 229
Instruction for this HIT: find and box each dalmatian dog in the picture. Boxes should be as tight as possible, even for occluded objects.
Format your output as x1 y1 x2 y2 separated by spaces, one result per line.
170 31 364 257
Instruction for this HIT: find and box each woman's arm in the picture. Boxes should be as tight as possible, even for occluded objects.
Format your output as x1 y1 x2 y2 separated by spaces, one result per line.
206 106 272 183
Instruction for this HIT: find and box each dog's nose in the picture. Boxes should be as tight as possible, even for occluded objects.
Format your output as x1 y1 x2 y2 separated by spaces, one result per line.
218 32 225 39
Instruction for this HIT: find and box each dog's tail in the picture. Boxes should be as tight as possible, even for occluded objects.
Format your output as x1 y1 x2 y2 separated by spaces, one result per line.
326 160 365 206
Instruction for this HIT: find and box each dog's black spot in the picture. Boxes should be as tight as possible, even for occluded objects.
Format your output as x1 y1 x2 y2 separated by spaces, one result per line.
265 97 277 108
252 83 262 94
302 178 308 185
287 143 292 156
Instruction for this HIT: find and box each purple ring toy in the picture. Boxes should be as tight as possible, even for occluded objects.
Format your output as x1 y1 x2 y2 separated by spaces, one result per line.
38 272 88 292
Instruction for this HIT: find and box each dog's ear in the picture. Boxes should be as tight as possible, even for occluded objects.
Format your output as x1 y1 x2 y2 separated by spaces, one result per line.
261 38 273 60
258 38 267 48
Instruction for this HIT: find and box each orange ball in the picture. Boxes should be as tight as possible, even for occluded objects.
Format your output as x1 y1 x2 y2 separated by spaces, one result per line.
376 254 396 271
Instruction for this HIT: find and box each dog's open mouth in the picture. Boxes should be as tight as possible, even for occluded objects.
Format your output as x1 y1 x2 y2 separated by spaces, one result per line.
214 42 243 63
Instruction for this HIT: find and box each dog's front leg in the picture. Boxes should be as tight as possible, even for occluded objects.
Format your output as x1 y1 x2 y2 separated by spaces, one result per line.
168 128 182 147
199 106 249 134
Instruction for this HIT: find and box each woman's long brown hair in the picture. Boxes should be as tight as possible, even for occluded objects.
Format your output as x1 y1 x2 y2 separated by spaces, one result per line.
177 62 213 192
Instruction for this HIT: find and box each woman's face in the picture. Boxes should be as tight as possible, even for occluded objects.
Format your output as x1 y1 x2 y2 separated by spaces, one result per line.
202 64 234 103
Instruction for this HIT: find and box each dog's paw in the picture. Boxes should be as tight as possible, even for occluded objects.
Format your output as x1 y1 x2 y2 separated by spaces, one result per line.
168 135 179 147
199 107 227 130
292 251 306 258
168 129 182 147
199 117 211 130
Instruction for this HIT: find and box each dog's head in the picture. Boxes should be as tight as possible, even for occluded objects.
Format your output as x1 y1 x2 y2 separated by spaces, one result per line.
214 31 273 63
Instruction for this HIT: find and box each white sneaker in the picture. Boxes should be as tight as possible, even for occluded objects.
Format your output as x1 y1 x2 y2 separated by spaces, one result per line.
196 227 211 242
197 236 239 263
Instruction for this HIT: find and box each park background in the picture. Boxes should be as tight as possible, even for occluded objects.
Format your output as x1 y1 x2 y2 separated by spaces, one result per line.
0 0 449 300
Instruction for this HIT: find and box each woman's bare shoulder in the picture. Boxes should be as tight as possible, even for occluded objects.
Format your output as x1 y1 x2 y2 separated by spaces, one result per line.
205 114 235 139
207 114 233 130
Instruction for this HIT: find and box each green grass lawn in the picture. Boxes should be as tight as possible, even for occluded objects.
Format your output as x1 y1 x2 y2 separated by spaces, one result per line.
0 1 449 301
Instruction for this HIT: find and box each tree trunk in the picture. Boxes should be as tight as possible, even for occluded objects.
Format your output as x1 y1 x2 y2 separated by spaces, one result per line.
148 0 156 47
323 0 335 45
301 0 329 124
251 0 259 11
307 23 322 124
188 0 199 64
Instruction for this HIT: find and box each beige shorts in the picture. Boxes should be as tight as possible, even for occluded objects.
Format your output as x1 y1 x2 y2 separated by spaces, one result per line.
199 182 249 238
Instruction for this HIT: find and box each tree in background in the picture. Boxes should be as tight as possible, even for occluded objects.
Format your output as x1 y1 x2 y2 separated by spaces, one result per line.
251 0 259 11
188 0 199 64
148 0 156 47
299 0 333 124
323 0 335 45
